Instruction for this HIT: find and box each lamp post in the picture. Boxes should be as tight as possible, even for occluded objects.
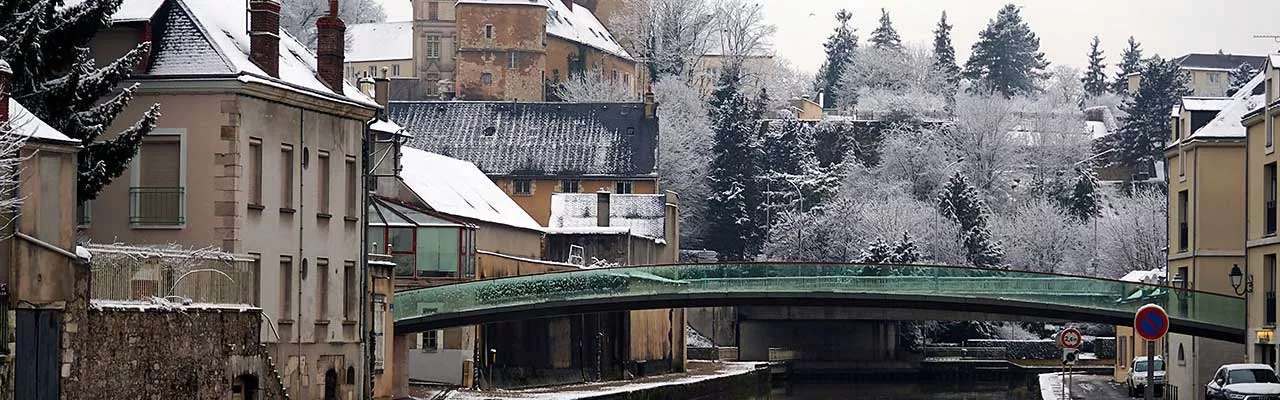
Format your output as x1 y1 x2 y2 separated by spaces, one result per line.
1231 264 1253 347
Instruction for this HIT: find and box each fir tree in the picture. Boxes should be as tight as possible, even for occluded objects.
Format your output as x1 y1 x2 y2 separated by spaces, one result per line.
1228 62 1260 96
869 8 902 51
937 172 1004 268
962 4 1049 97
932 11 960 111
813 9 858 109
1112 36 1143 95
856 233 921 275
1082 36 1108 97
760 117 837 212
0 0 161 200
1118 57 1189 170
1062 168 1101 222
705 65 765 261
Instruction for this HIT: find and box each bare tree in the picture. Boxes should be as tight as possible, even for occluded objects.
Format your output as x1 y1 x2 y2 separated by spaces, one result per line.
553 71 638 102
281 0 386 50
945 95 1024 195
993 198 1088 274
708 0 776 77
610 0 715 80
653 77 714 246
1094 189 1166 277
839 44 948 117
0 117 30 238
751 57 812 111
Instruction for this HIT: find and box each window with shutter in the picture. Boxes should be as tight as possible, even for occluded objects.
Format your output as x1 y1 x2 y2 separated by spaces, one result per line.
131 135 184 225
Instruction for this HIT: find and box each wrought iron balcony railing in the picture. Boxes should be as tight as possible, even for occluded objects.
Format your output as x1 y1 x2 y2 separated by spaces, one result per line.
129 187 185 225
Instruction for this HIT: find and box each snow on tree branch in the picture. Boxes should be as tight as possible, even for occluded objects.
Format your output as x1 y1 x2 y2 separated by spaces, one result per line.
281 0 386 50
553 70 638 102
0 117 30 238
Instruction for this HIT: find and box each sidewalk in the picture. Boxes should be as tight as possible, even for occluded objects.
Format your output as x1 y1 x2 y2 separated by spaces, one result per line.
410 361 765 400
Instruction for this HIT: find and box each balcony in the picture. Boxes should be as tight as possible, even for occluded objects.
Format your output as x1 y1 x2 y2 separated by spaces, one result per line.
1268 292 1277 326
1268 200 1277 235
1178 222 1188 252
130 187 185 226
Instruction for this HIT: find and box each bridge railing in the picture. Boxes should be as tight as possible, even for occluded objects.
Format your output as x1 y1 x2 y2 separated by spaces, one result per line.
394 263 1244 332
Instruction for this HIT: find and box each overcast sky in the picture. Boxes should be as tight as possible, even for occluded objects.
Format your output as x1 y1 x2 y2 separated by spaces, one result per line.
376 0 1280 74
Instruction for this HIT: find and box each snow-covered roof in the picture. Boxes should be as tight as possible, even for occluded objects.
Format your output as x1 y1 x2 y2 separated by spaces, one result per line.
63 0 164 22
1181 97 1233 112
543 0 632 60
346 21 413 62
398 147 542 231
1086 121 1109 140
389 101 659 177
369 119 407 136
1270 54 1280 69
1119 269 1165 284
1189 72 1267 139
1174 53 1267 71
8 99 77 144
119 0 376 108
549 193 666 240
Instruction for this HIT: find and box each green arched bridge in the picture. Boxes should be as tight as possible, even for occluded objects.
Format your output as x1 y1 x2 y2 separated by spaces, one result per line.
393 263 1246 343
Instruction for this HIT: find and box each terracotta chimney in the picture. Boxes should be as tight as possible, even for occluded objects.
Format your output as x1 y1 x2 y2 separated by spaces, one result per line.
561 0 573 11
248 0 281 77
316 0 347 92
0 36 11 125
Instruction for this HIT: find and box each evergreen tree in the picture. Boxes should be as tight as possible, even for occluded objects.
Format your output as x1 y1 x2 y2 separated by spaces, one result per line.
889 233 922 263
962 4 1049 97
1112 36 1143 95
1228 62 1260 96
937 172 1004 268
813 9 858 109
869 8 902 51
1118 57 1189 170
0 0 161 200
1082 36 1108 97
856 233 920 275
932 11 960 110
705 65 765 261
760 117 837 211
1062 168 1101 222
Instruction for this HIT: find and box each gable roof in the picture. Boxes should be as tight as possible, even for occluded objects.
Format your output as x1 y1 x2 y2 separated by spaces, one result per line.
388 101 658 178
1174 53 1267 71
119 0 376 108
1188 72 1266 139
548 193 666 240
8 99 77 144
346 21 414 62
543 0 631 60
1181 97 1233 112
397 147 542 231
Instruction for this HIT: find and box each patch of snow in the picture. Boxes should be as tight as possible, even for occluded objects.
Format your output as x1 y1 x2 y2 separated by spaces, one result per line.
1085 121 1110 140
687 326 715 348
543 0 632 60
445 361 762 400
477 250 580 269
584 257 620 269
1189 72 1267 139
75 246 92 262
1120 268 1165 284
90 297 259 313
547 226 632 235
549 194 666 240
398 147 543 231
64 0 163 21
1039 372 1071 400
8 99 77 144
1181 97 1233 112
1270 55 1280 70
369 119 407 136
346 21 414 62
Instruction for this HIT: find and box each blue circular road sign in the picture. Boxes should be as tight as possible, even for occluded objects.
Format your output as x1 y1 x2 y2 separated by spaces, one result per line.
1134 304 1169 341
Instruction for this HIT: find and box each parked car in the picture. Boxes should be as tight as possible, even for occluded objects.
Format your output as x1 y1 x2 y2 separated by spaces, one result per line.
1127 356 1166 397
1205 364 1280 400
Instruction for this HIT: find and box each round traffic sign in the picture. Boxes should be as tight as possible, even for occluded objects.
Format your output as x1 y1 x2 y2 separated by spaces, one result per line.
1059 327 1083 349
1134 304 1169 341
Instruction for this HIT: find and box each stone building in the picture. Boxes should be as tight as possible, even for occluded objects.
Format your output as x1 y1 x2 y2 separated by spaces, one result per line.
1127 53 1268 97
346 21 415 81
81 0 381 398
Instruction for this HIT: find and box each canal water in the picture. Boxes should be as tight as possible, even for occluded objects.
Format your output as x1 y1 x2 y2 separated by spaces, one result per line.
770 378 1040 400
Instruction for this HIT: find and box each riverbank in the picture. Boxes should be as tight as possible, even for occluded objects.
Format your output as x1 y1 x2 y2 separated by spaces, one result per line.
416 361 770 400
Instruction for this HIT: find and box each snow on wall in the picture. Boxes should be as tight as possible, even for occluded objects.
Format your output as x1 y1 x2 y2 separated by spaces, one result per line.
548 193 666 240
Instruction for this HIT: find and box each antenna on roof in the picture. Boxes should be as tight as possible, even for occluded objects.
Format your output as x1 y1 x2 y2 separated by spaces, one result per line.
1255 35 1280 52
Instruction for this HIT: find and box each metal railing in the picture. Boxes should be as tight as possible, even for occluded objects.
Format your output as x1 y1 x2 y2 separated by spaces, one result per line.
87 244 258 305
1179 223 1189 251
1268 200 1277 235
1269 292 1277 326
129 187 185 225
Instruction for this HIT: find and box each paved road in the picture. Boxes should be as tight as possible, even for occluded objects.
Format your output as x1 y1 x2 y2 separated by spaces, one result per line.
1044 373 1164 400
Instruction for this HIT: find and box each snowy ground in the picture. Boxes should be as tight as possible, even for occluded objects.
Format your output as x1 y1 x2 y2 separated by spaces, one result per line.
431 361 764 400
1040 372 1150 400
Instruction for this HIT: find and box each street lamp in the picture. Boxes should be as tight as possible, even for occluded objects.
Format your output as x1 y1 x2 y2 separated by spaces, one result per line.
1231 264 1253 296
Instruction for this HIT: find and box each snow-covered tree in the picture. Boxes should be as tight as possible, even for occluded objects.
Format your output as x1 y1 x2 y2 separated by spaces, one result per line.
611 0 714 80
754 58 812 111
0 112 27 233
1095 189 1166 277
876 124 957 201
1042 65 1085 108
842 45 948 117
1082 36 1108 97
813 9 858 109
760 117 837 214
994 198 1087 274
552 71 637 102
654 77 714 247
1118 56 1189 170
704 66 765 261
944 95 1023 193
1228 62 1260 96
1062 167 1101 222
869 8 902 51
937 172 1004 268
932 11 960 110
281 0 385 50
1 0 161 200
1112 36 1143 95
710 0 775 74
962 4 1049 97
855 233 922 275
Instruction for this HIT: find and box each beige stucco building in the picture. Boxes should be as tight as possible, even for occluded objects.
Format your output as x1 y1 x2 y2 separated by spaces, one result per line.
346 21 415 81
1245 55 1280 372
81 1 382 398
1128 53 1267 97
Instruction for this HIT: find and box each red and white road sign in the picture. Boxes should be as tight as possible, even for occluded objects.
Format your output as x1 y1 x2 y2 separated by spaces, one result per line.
1059 327 1083 349
1134 304 1169 341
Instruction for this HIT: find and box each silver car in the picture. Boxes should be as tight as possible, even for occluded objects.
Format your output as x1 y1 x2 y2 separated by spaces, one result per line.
1205 364 1280 400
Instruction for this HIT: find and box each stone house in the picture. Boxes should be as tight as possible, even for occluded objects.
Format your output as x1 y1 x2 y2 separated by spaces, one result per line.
80 0 382 398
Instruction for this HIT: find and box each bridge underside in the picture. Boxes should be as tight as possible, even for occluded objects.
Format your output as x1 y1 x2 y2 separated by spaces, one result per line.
394 292 1244 343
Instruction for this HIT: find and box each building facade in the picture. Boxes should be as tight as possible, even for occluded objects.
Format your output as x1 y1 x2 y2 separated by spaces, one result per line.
1129 53 1267 97
1245 55 1280 372
346 21 415 81
409 0 459 99
81 1 380 398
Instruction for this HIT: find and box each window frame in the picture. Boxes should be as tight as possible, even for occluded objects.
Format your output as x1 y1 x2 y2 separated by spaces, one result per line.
481 72 493 85
317 150 332 216
559 179 580 193
249 137 264 209
426 35 441 59
1177 190 1189 252
129 128 187 228
280 256 294 322
316 258 329 321
484 24 493 39
615 181 633 195
513 179 532 196
508 51 518 69
280 144 295 212
1268 162 1278 236
346 156 359 218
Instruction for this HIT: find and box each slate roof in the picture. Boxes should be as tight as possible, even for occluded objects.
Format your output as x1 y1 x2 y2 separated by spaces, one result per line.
1174 53 1267 71
388 101 658 178
548 193 666 240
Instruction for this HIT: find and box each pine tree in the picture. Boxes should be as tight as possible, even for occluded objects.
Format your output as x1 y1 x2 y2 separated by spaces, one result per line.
856 233 920 275
705 65 765 261
1082 36 1108 97
761 117 834 212
1112 36 1143 95
1063 168 1101 221
1228 62 1260 96
1118 57 1189 171
0 0 161 200
962 4 1049 97
932 11 960 111
937 172 1004 268
869 8 902 51
889 233 922 264
813 9 858 109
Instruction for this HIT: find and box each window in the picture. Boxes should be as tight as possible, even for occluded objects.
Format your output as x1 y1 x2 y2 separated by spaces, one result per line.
426 35 441 59
346 157 359 217
249 138 263 207
1267 254 1277 325
317 151 331 216
367 66 376 76
316 258 329 320
391 64 401 77
1270 163 1278 235
623 74 630 88
1178 190 1189 252
76 200 91 227
131 133 184 225
559 179 580 193
484 24 493 39
1177 344 1186 366
506 52 518 69
626 127 635 136
615 181 633 194
1210 72 1220 83
343 261 356 321
372 295 386 370
426 73 441 96
281 145 295 211
1178 151 1185 177
419 330 442 352
612 69 619 83
280 256 293 320
513 179 531 195
1172 118 1181 141
481 73 493 85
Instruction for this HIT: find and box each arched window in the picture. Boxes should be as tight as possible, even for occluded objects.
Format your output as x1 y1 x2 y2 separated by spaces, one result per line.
346 365 357 386
324 369 339 400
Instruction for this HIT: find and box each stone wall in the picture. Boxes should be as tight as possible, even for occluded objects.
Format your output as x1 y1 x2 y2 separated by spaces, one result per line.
63 304 287 400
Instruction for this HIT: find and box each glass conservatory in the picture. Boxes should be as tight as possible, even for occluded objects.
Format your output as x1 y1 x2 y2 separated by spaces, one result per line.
367 197 477 279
